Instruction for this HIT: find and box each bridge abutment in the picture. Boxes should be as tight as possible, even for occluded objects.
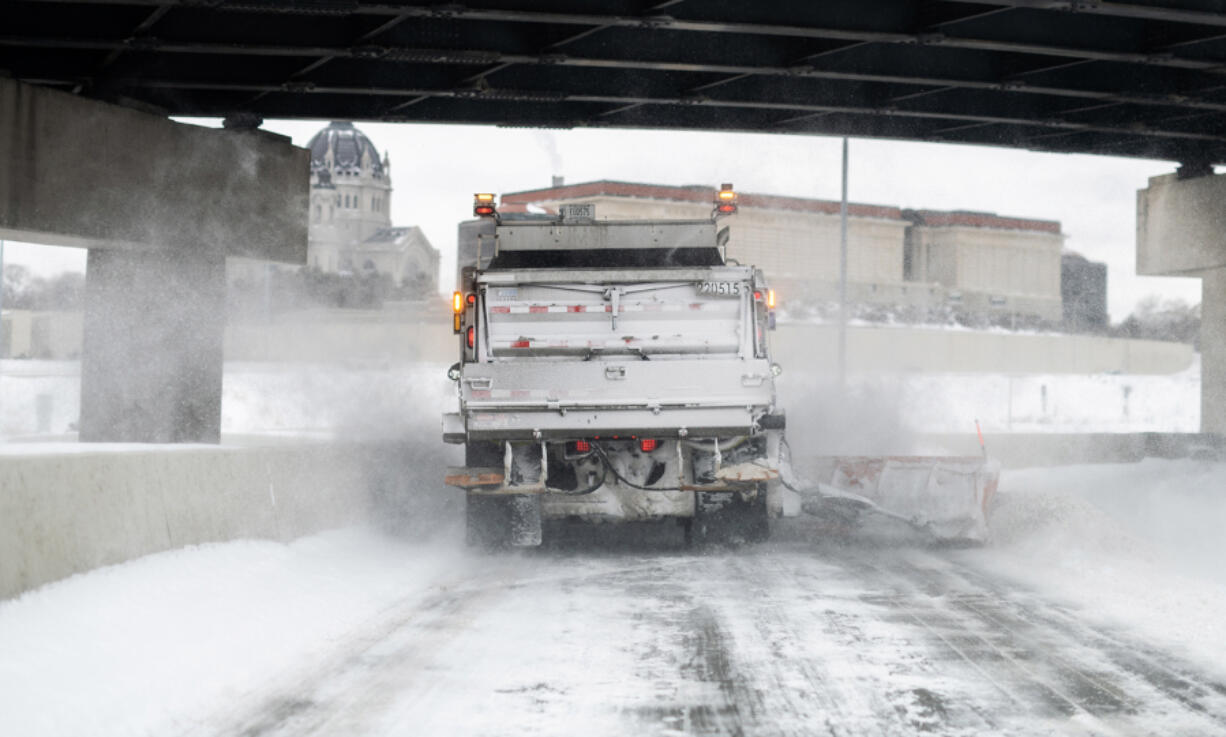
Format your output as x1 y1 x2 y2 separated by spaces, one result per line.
1 77 308 442
1137 172 1226 434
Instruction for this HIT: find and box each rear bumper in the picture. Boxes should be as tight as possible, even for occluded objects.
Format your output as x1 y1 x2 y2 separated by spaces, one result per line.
444 405 765 443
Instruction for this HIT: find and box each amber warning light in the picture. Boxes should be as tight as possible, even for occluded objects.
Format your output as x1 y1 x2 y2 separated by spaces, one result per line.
452 291 464 333
474 193 497 217
715 183 737 215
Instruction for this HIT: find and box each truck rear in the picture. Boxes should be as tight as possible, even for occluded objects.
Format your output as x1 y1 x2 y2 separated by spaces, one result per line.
443 190 787 547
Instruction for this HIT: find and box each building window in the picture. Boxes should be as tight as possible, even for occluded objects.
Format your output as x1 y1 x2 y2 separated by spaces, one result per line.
314 205 321 222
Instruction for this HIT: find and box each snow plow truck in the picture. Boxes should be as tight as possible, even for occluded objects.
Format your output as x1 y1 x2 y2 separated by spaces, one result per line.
442 186 998 548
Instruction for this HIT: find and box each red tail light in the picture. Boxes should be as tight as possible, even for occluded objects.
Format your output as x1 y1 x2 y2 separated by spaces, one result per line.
574 440 590 453
639 438 657 452
466 326 475 349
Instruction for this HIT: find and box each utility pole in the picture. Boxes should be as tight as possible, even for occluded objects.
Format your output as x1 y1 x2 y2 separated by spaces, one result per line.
838 138 849 391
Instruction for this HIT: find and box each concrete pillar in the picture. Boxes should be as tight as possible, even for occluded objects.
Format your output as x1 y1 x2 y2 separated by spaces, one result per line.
1203 268 1226 434
2 77 309 443
1137 172 1226 434
80 250 226 443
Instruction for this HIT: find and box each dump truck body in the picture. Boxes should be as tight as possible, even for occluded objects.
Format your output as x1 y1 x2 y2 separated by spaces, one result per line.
443 206 785 545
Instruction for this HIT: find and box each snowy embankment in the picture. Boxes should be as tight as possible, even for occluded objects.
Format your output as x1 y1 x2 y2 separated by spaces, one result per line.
0 360 455 439
3 460 1225 735
975 459 1226 674
0 529 470 737
0 357 1202 439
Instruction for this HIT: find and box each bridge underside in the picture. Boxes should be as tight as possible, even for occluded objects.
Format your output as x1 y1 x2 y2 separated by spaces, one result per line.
7 1 1226 437
5 1 1226 165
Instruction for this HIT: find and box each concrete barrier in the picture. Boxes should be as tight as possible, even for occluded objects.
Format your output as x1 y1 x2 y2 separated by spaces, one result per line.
9 307 1196 376
4 428 1219 600
774 323 1194 375
225 308 455 363
914 432 1223 468
0 438 452 600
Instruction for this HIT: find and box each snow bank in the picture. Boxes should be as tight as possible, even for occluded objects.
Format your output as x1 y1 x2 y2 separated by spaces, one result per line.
1 360 454 439
977 459 1226 678
0 527 465 737
2 357 1200 439
776 360 1200 443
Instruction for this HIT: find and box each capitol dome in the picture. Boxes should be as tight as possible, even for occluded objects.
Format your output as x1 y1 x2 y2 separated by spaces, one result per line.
307 121 386 178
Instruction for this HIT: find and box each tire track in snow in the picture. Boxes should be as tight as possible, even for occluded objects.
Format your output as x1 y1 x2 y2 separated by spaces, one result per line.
928 556 1226 730
208 555 715 737
192 539 1226 737
845 546 1226 735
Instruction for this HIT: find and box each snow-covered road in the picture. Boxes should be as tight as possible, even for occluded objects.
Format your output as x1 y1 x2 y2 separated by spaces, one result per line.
5 460 1226 737
181 535 1224 737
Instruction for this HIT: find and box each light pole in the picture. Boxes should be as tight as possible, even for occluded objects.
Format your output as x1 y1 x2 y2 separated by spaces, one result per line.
0 238 5 355
1 239 6 436
838 138 849 391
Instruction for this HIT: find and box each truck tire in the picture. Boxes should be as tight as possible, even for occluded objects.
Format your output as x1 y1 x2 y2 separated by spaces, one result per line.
690 484 770 547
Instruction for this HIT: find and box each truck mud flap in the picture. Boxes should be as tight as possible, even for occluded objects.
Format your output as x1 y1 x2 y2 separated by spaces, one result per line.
689 485 769 546
465 493 542 548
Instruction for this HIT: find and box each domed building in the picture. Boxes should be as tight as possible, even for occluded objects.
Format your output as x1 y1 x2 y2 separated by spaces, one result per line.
305 121 439 293
227 122 439 296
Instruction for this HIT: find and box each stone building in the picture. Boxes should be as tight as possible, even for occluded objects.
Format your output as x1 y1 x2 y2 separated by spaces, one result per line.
305 120 393 272
903 209 1065 322
493 180 1067 323
228 121 439 295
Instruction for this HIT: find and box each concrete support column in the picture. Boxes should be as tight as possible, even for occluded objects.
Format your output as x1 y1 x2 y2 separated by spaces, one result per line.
79 250 226 443
1203 268 1226 434
2 76 308 444
1137 172 1226 435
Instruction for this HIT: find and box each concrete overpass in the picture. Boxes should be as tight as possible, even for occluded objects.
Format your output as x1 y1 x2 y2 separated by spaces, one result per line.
2 0 1226 435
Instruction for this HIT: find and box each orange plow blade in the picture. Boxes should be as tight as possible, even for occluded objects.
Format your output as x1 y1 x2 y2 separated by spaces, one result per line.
801 456 1000 543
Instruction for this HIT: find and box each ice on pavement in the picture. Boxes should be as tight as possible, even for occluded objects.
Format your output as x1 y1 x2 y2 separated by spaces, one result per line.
3 460 1226 735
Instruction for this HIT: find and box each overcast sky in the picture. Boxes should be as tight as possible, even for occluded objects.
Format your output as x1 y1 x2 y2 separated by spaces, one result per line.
2 118 1207 320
